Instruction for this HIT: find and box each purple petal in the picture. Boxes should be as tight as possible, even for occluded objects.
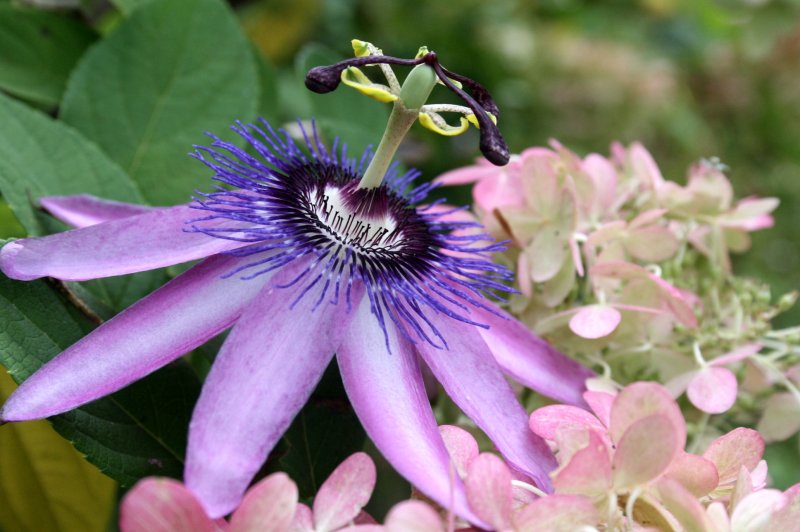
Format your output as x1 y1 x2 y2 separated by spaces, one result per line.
336 297 484 527
119 478 216 532
1 254 265 421
416 315 557 491
40 194 154 228
0 205 249 281
185 262 363 519
471 302 593 406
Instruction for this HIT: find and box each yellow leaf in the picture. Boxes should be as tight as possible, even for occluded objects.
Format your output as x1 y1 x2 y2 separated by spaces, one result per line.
0 372 116 532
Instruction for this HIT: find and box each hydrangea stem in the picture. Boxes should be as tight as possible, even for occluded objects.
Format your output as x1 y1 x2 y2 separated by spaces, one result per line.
358 64 437 189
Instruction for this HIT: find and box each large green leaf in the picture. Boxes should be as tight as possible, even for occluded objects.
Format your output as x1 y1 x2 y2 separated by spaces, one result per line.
0 93 145 236
0 5 96 107
0 372 116 532
296 43 389 161
60 0 259 206
0 272 200 486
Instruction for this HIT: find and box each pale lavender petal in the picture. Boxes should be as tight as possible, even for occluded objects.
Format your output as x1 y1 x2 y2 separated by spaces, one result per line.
1 254 266 421
185 262 362 519
229 473 298 532
40 194 154 228
337 297 484 527
417 315 557 491
313 452 376 532
470 302 594 406
119 478 216 532
0 205 249 281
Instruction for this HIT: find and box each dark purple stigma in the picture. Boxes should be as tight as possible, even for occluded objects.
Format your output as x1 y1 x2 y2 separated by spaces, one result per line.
304 51 510 166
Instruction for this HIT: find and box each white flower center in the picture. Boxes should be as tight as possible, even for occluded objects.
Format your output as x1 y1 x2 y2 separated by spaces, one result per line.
315 186 400 250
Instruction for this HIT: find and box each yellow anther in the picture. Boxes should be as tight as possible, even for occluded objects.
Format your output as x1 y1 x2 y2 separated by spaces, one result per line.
418 111 470 136
341 67 398 103
351 39 371 57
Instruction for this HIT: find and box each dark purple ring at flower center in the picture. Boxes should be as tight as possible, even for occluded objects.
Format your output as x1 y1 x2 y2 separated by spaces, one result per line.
188 120 513 350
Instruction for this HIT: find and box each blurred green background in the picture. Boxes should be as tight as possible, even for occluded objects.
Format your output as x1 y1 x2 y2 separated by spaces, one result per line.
239 0 800 325
2 0 799 321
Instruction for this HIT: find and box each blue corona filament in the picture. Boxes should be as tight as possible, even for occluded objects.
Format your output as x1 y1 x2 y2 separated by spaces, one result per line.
188 120 512 351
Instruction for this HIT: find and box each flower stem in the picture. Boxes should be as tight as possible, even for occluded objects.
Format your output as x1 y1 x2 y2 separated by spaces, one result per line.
358 64 437 189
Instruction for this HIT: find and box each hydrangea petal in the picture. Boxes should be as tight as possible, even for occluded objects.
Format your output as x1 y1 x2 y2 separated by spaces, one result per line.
465 453 513 531
337 297 482 527
582 390 614 428
609 382 686 449
289 504 314 532
770 483 800 529
313 452 376 532
439 425 479 479
513 494 599 532
663 452 719 498
434 164 498 186
185 261 361 519
229 473 298 532
710 343 761 366
119 478 216 532
0 205 249 281
730 490 786 532
703 428 765 486
384 501 444 532
613 414 680 489
757 393 800 442
568 305 621 339
552 430 612 497
472 302 593 407
40 194 155 228
528 405 606 441
654 478 714 532
1 254 265 421
687 367 738 414
417 316 556 491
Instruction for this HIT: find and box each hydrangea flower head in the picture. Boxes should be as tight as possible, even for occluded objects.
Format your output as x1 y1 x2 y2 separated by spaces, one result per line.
0 41 592 522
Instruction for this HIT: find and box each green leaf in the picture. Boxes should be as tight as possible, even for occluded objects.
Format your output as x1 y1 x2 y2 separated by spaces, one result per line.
253 47 280 123
296 43 389 160
0 371 116 532
61 0 259 206
0 5 96 107
0 272 200 486
0 92 145 236
110 0 153 16
273 361 366 499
